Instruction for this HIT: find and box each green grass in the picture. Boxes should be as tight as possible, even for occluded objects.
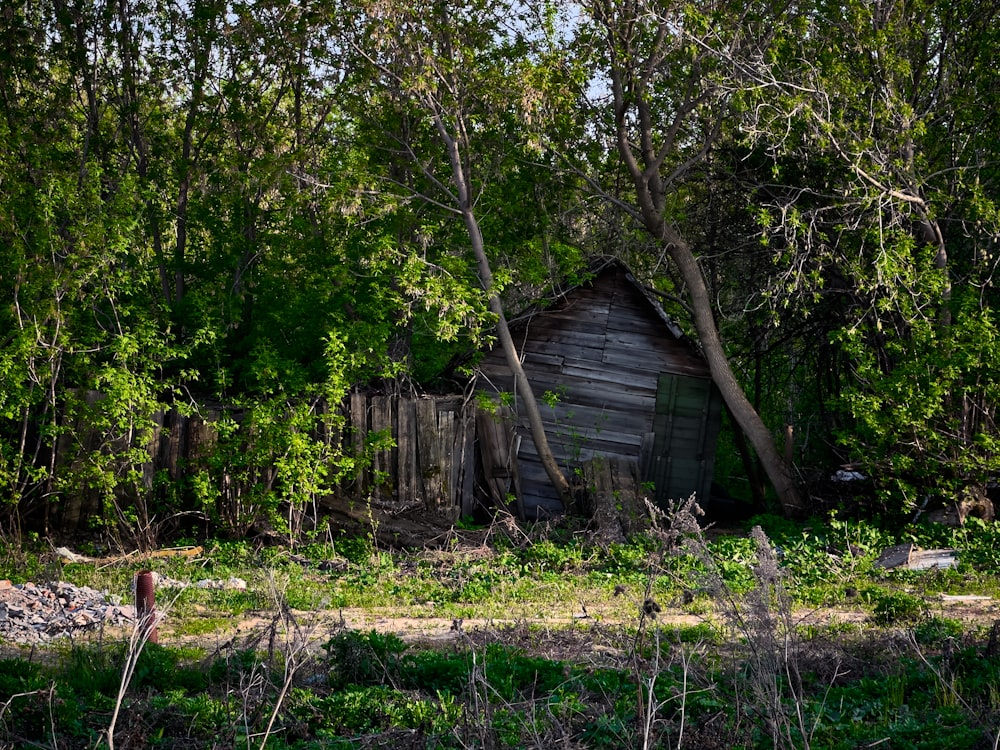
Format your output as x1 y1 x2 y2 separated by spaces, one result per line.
23 512 998 626
3 512 1000 747
3 641 993 750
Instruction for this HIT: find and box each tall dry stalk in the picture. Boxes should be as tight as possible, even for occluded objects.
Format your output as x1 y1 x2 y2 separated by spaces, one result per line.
105 581 182 750
628 495 721 748
253 572 326 750
649 496 841 750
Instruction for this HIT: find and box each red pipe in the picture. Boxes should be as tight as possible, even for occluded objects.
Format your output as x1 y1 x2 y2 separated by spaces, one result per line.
135 570 158 644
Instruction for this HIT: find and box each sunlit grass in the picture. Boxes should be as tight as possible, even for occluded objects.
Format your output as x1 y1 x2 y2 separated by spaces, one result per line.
4 512 1000 748
16 512 1000 630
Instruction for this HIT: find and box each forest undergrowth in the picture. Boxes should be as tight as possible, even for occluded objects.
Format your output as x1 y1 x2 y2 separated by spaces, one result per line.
2 504 1000 749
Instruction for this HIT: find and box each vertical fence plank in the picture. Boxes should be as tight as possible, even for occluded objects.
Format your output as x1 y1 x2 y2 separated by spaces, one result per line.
397 399 418 504
143 410 165 493
162 409 187 482
370 396 395 501
415 399 438 508
435 407 455 515
350 391 368 495
457 408 476 518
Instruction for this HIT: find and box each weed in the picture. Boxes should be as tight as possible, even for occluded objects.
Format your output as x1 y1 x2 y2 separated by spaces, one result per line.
323 629 408 689
872 590 926 626
170 614 234 637
294 684 462 736
647 498 847 750
150 689 233 733
517 537 589 572
0 658 46 695
334 532 377 566
9 510 1000 747
914 615 964 645
668 622 722 644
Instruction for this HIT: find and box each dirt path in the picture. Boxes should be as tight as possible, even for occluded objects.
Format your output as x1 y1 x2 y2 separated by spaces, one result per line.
154 592 1000 662
158 604 702 651
3 579 996 663
155 598 1000 658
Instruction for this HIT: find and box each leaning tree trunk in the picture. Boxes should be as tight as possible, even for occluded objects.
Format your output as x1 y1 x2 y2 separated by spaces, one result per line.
610 102 801 512
436 116 573 507
658 223 801 514
603 15 803 515
622 109 803 514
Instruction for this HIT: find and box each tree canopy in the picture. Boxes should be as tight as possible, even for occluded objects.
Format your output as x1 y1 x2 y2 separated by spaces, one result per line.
1 0 998 540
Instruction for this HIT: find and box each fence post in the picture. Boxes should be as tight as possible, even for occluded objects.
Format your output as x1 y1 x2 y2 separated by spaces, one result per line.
134 570 158 644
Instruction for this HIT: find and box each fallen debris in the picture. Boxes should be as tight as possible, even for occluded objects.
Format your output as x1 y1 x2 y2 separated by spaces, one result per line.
832 468 866 482
0 580 135 645
154 574 248 591
874 543 959 571
54 545 204 566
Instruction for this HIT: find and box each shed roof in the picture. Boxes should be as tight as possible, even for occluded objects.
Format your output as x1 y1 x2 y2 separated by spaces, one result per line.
509 260 689 345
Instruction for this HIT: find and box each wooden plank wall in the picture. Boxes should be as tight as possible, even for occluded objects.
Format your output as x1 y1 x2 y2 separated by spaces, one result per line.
477 264 717 518
49 391 477 534
356 394 476 519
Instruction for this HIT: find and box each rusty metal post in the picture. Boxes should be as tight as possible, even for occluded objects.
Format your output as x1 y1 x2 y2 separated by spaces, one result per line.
134 570 158 643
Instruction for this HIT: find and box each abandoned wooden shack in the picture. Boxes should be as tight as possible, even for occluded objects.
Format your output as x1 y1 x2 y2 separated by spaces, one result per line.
476 262 724 519
36 264 722 541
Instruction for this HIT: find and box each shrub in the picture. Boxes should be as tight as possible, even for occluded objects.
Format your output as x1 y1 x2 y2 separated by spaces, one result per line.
872 591 926 626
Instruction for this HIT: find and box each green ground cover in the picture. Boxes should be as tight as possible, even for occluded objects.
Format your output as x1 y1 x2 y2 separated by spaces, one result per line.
2 512 1000 748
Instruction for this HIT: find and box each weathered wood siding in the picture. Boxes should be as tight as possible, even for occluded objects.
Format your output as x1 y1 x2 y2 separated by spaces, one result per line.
346 393 476 519
477 263 722 517
649 373 723 505
48 392 476 536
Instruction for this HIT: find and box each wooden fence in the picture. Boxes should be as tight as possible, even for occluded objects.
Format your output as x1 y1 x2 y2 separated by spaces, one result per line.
47 391 485 537
344 392 476 518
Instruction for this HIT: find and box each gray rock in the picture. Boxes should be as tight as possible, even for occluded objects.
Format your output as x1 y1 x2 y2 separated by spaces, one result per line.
0 580 138 645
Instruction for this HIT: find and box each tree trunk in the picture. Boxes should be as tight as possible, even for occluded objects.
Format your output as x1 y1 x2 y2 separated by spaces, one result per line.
661 226 801 514
435 115 573 507
600 4 802 515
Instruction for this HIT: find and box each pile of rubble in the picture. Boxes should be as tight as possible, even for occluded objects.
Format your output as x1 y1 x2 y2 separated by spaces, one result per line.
0 580 136 645
0 571 250 646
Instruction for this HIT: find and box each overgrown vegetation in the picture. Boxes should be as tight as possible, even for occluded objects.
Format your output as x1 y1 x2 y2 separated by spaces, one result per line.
2 510 1000 748
2 0 1000 540
3 0 999 745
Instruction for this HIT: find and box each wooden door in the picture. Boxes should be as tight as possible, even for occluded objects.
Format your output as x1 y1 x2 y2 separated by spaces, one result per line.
648 373 723 507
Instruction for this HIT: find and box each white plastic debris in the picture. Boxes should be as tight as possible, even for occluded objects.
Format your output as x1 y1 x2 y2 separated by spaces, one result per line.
192 577 248 591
